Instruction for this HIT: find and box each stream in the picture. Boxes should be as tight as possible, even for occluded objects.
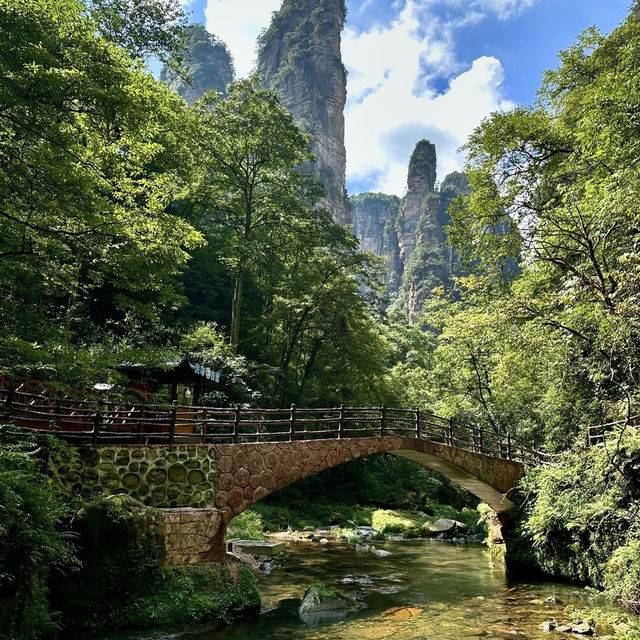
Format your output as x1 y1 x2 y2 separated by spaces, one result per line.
179 537 606 640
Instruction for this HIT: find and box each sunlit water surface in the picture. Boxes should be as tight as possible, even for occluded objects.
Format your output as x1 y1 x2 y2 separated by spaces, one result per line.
177 538 602 640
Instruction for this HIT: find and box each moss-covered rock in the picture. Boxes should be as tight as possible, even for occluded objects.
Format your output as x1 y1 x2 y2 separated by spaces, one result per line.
53 495 260 634
371 509 427 537
187 469 205 484
299 584 357 615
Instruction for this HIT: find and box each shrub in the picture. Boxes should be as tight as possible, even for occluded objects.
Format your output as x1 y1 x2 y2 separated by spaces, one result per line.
123 565 260 628
228 511 265 540
513 428 640 604
371 509 427 535
0 428 77 640
603 539 640 614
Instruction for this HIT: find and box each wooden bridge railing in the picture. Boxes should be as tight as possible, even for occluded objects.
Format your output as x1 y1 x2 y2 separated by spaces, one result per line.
586 415 640 446
0 386 551 465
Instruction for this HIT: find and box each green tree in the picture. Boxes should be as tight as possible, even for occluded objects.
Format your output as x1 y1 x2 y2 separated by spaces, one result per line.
190 78 318 348
86 0 187 66
0 432 77 639
448 10 640 425
0 0 202 381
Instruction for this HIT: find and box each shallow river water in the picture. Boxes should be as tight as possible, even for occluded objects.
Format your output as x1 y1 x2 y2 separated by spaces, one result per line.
181 538 603 640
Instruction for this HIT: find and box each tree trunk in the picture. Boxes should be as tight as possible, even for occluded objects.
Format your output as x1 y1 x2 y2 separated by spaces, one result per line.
230 269 244 349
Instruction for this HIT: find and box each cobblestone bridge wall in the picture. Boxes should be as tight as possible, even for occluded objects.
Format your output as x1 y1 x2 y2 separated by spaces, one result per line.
61 445 217 508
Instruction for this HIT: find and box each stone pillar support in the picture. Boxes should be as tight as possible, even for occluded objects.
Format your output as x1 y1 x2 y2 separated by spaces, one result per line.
162 508 228 565
488 511 513 546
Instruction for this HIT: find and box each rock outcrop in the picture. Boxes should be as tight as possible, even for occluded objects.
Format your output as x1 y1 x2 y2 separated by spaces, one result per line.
397 140 439 265
161 24 234 104
256 0 349 225
350 140 470 321
350 193 402 292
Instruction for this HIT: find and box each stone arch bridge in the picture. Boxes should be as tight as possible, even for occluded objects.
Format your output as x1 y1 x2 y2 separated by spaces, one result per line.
0 386 549 564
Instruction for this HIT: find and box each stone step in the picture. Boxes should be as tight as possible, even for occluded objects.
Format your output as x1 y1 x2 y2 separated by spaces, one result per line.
228 539 286 557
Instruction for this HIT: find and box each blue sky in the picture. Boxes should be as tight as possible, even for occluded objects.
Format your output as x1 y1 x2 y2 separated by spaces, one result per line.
182 0 631 195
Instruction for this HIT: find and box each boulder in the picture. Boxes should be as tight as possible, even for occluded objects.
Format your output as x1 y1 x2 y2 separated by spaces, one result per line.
299 584 357 615
572 623 594 635
425 518 468 536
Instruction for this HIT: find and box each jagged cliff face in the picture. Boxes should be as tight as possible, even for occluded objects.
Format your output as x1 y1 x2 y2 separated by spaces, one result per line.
256 0 349 225
350 193 402 291
350 140 470 322
397 140 439 266
161 24 234 104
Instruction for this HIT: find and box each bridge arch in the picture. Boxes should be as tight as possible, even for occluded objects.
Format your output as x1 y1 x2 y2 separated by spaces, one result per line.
213 435 524 522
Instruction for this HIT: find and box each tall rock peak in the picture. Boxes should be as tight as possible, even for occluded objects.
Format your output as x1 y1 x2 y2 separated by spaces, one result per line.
407 139 437 193
256 0 349 225
397 139 438 268
161 24 234 104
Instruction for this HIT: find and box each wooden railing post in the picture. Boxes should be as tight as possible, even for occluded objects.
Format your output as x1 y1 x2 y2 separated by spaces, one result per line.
506 433 512 460
415 407 421 439
446 418 453 447
52 398 61 432
289 404 296 442
233 405 240 444
169 400 177 446
478 427 483 454
5 387 14 418
338 404 345 439
92 399 104 446
380 405 387 437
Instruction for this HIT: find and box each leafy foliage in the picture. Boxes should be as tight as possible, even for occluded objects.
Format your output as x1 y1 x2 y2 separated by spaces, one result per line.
0 0 202 384
228 511 266 541
0 429 77 639
512 428 640 608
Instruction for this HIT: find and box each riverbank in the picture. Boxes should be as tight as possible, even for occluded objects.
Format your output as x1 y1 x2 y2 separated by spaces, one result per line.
229 501 488 543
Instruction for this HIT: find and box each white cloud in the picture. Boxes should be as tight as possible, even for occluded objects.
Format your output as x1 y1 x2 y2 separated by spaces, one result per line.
343 0 515 195
473 0 538 19
419 0 537 20
205 0 282 77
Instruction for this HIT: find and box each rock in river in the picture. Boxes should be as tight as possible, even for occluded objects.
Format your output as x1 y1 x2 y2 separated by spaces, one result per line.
299 584 358 616
425 518 468 536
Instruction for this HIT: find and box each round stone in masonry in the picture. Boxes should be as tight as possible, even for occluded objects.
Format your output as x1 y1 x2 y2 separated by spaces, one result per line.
187 469 205 484
217 456 233 473
218 473 234 492
233 450 247 467
235 468 251 487
260 469 277 490
247 452 264 474
265 452 279 468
